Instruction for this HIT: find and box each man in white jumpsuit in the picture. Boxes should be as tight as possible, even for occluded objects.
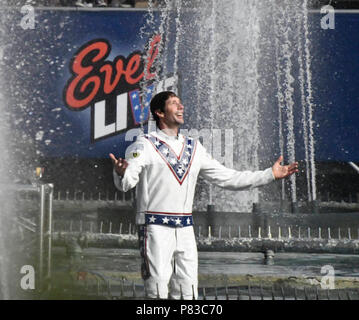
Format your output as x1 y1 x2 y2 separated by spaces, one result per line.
110 91 298 299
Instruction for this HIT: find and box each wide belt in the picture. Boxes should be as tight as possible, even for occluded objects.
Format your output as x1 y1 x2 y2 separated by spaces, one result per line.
144 211 193 228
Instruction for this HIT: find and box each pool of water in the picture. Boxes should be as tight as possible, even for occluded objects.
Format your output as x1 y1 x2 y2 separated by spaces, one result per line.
52 247 359 279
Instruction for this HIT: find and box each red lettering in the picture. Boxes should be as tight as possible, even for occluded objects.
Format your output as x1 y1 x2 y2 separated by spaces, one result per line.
125 54 143 85
64 35 161 110
66 40 109 109
146 34 161 80
100 59 125 95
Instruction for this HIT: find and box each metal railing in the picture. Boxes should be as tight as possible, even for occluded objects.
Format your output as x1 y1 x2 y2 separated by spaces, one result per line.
9 183 54 291
52 219 359 242
38 183 54 290
46 274 359 300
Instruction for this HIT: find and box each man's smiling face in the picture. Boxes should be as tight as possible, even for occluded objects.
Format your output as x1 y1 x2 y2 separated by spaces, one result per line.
158 95 184 128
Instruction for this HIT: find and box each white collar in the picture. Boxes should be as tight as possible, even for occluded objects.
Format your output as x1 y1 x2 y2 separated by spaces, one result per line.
154 127 183 142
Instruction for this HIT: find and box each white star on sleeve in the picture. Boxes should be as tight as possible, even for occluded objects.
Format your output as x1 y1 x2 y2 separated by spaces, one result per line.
149 216 156 223
162 217 169 224
175 218 181 225
186 218 191 225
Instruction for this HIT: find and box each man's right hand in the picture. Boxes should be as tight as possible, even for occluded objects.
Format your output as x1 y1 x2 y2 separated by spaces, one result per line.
109 153 128 177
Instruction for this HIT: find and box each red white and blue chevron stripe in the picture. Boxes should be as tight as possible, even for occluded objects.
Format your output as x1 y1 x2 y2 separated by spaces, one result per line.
144 134 197 185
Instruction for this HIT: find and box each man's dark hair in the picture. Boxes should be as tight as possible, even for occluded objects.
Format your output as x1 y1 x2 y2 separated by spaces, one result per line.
150 91 177 126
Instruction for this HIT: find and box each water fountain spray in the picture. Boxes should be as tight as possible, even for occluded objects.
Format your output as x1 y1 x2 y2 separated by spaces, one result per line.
147 0 317 212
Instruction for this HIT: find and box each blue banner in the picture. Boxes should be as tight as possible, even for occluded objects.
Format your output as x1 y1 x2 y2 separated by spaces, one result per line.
3 9 359 162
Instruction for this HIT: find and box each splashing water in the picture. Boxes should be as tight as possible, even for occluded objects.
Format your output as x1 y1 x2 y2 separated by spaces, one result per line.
297 3 312 202
149 0 317 212
0 8 12 299
172 0 183 90
302 0 317 201
274 0 298 204
150 0 319 213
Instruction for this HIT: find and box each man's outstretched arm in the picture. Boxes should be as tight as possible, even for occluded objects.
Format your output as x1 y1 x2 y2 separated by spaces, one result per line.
198 142 298 190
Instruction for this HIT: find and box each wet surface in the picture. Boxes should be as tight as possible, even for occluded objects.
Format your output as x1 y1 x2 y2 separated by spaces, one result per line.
199 251 359 278
46 247 359 300
52 247 359 279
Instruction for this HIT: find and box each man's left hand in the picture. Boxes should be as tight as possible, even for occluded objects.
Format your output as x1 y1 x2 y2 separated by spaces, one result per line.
272 155 299 180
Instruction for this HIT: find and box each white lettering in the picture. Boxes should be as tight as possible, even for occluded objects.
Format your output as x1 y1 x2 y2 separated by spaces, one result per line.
212 128 233 168
181 128 233 167
321 264 335 289
20 265 35 290
321 5 335 30
136 304 171 317
124 128 143 142
20 5 35 30
94 100 116 140
116 92 128 132
156 75 177 94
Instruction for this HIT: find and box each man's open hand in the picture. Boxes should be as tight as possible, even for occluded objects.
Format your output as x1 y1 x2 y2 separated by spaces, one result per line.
272 155 298 180
109 153 128 177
